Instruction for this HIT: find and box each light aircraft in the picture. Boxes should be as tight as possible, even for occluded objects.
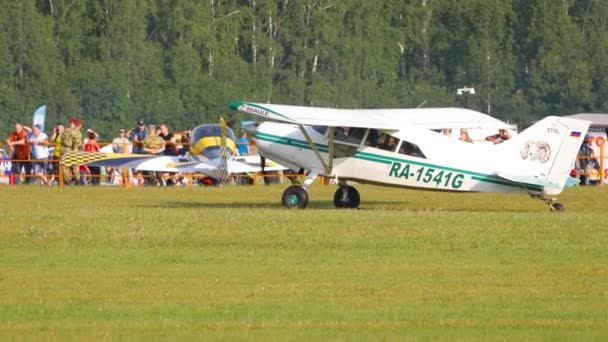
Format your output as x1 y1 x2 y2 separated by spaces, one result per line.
230 101 590 211
62 120 285 182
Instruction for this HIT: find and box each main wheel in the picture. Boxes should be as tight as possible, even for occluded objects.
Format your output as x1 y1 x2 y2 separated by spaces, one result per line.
333 186 360 209
550 202 565 212
281 185 309 209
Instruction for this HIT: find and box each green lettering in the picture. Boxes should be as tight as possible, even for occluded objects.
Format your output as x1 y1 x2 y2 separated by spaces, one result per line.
415 167 424 182
452 174 465 189
398 163 411 179
423 168 435 183
433 170 444 185
389 162 401 177
443 172 453 187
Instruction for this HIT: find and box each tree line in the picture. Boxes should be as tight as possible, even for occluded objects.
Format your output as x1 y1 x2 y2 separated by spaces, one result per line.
1 0 607 139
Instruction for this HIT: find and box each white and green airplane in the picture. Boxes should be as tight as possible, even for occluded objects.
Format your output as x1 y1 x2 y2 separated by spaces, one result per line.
231 101 590 211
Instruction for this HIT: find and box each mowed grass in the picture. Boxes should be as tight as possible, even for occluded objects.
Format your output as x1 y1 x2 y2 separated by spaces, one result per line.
1 184 608 340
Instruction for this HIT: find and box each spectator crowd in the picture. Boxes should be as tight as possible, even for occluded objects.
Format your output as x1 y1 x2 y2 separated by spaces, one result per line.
2 118 207 186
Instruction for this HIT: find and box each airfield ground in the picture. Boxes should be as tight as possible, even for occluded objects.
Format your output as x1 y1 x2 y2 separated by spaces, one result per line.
1 184 607 339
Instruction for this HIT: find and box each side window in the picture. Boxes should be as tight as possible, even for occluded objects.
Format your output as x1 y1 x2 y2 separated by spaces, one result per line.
398 140 426 158
335 127 366 145
365 130 399 152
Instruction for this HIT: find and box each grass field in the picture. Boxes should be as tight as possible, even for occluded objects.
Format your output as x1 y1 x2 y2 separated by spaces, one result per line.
1 184 608 340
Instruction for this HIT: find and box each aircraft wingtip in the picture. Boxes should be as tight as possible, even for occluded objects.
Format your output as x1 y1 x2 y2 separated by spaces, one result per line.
229 101 244 111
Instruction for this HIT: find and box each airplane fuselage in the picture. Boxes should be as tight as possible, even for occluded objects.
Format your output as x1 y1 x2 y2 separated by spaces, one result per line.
255 122 543 195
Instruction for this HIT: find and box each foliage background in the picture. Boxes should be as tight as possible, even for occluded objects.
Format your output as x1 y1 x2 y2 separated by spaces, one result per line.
1 0 607 137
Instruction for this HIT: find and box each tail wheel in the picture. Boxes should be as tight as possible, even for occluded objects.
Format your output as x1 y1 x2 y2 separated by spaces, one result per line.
334 186 360 209
550 202 565 212
281 185 309 209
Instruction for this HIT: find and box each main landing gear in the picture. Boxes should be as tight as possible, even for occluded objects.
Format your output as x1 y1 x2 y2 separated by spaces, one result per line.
532 195 565 212
281 173 361 209
333 183 360 209
281 170 318 209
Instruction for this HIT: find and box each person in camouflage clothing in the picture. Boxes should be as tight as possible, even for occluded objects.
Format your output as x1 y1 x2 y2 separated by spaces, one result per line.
142 124 166 185
61 118 83 185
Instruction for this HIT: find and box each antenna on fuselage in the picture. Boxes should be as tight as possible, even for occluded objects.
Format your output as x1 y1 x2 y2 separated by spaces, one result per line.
417 99 428 108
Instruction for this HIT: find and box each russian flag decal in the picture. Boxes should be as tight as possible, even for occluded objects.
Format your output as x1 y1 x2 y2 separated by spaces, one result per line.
570 131 582 137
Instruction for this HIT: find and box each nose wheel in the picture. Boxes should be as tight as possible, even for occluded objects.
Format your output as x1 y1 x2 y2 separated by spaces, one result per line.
334 185 360 209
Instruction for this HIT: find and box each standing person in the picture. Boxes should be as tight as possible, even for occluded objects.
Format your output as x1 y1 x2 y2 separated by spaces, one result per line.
142 125 165 186
159 123 178 185
110 128 132 184
5 123 32 184
129 119 149 155
112 128 131 153
237 131 250 155
28 124 50 185
159 123 177 155
61 118 83 185
128 119 149 184
48 122 65 185
576 136 598 186
84 129 101 185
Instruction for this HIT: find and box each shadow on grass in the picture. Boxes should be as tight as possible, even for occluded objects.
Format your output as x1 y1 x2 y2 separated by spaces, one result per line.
133 199 543 212
135 200 404 210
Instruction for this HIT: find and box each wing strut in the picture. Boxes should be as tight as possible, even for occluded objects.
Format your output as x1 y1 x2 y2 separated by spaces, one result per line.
298 125 333 175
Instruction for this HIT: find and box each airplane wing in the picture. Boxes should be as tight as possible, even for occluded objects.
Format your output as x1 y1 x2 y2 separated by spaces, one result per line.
62 151 196 172
230 101 513 130
62 151 287 176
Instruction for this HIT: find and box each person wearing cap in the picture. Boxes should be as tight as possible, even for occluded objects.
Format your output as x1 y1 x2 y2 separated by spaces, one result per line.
61 118 83 185
129 119 149 155
112 129 132 153
109 128 132 184
48 121 65 184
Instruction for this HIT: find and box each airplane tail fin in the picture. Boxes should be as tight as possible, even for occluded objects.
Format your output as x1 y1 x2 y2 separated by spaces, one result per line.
497 116 591 195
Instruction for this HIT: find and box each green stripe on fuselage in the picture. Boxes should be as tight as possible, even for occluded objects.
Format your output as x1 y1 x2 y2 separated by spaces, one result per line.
254 131 544 192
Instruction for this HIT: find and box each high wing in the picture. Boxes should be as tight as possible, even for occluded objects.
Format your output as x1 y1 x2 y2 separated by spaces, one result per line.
230 101 512 130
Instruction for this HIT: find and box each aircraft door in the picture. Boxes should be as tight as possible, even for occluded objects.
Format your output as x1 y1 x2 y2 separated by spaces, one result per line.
334 127 367 158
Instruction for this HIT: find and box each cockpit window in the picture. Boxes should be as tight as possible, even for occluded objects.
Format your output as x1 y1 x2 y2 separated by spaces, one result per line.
364 129 399 152
398 140 426 158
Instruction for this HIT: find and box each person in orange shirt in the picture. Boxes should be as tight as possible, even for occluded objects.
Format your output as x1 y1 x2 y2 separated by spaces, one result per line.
5 123 32 184
83 129 101 185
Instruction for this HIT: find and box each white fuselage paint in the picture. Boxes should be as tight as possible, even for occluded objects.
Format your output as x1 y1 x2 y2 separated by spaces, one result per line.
255 122 537 194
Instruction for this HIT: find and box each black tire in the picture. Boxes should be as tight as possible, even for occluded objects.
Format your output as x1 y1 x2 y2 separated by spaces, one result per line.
281 185 309 209
551 202 565 212
334 186 360 209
